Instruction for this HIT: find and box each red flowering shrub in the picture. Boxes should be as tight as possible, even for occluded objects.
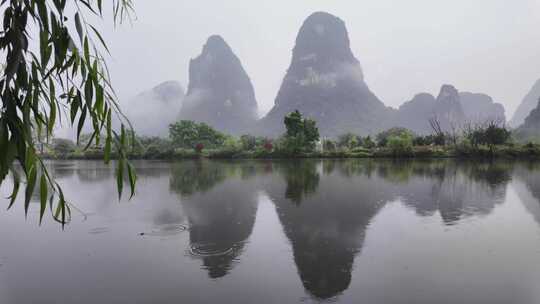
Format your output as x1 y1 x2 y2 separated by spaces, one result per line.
263 141 273 151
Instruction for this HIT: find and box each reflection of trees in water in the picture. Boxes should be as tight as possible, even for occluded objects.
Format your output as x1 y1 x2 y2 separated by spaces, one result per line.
169 161 229 196
273 160 320 205
169 160 269 197
169 161 261 279
267 161 392 300
48 161 77 179
391 161 512 225
75 162 114 183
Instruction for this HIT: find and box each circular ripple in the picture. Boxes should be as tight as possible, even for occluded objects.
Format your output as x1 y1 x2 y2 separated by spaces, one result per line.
189 243 234 257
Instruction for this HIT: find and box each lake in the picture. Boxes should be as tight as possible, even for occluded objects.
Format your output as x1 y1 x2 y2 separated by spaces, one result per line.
1 159 540 304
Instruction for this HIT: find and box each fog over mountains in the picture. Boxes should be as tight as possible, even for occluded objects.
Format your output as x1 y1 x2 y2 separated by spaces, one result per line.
115 11 537 138
123 81 184 137
395 86 506 134
258 12 391 137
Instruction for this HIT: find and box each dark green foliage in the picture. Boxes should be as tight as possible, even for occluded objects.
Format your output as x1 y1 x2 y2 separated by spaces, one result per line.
337 133 362 149
363 136 375 149
466 121 511 148
240 134 269 151
387 134 414 157
0 0 135 225
323 139 337 151
275 161 320 204
240 135 257 151
413 134 445 146
169 120 226 150
139 136 174 159
376 128 413 147
281 110 320 154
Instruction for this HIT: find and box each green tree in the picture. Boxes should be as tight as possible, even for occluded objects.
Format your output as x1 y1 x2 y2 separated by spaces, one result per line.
169 120 199 148
169 120 226 150
282 110 320 154
0 0 136 225
337 133 361 149
466 120 511 153
376 127 413 147
363 136 375 149
387 134 414 156
240 135 257 151
52 138 76 156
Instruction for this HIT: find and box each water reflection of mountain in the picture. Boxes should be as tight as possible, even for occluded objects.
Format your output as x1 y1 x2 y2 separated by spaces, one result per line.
169 161 261 279
266 161 392 300
263 160 514 300
164 159 517 297
513 163 540 226
387 161 512 225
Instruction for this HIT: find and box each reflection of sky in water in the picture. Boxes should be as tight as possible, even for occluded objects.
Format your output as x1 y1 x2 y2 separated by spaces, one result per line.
0 160 540 304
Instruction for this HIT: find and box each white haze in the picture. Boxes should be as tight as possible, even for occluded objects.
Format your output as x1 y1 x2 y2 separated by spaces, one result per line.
64 0 540 124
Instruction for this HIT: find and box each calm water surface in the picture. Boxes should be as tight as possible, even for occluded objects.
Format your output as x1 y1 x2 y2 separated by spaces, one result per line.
1 159 540 303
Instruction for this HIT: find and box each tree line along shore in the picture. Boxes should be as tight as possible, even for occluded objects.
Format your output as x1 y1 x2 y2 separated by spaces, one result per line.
42 110 540 160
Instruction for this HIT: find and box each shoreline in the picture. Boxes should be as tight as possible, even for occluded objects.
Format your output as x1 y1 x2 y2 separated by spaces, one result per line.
40 145 540 161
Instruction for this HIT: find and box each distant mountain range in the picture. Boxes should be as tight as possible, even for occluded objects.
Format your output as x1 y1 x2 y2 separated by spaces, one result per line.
124 12 538 139
394 86 506 134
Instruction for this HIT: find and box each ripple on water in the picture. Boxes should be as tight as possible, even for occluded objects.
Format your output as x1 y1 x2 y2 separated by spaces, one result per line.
142 224 189 237
189 243 236 257
88 227 110 235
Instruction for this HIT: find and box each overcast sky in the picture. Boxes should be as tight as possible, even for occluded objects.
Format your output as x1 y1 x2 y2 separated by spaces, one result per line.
100 0 540 118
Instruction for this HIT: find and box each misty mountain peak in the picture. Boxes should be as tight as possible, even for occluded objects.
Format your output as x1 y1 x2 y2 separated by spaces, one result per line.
179 35 258 135
152 81 184 103
202 35 232 55
438 85 459 100
294 12 353 62
434 84 465 125
258 12 388 137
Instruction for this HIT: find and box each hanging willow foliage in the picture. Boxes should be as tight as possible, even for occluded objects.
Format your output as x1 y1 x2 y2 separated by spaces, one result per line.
0 0 136 227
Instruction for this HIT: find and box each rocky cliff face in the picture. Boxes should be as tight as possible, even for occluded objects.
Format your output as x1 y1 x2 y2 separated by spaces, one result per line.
123 81 184 137
433 85 466 130
179 35 258 135
258 12 390 137
515 99 540 141
510 79 540 127
459 92 506 124
395 86 508 134
395 93 437 134
394 85 466 134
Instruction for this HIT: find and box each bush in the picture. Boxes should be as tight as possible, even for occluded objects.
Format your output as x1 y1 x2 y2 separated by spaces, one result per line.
466 121 511 148
337 133 362 149
363 136 376 149
323 139 337 151
387 134 413 156
377 128 414 147
52 138 76 156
